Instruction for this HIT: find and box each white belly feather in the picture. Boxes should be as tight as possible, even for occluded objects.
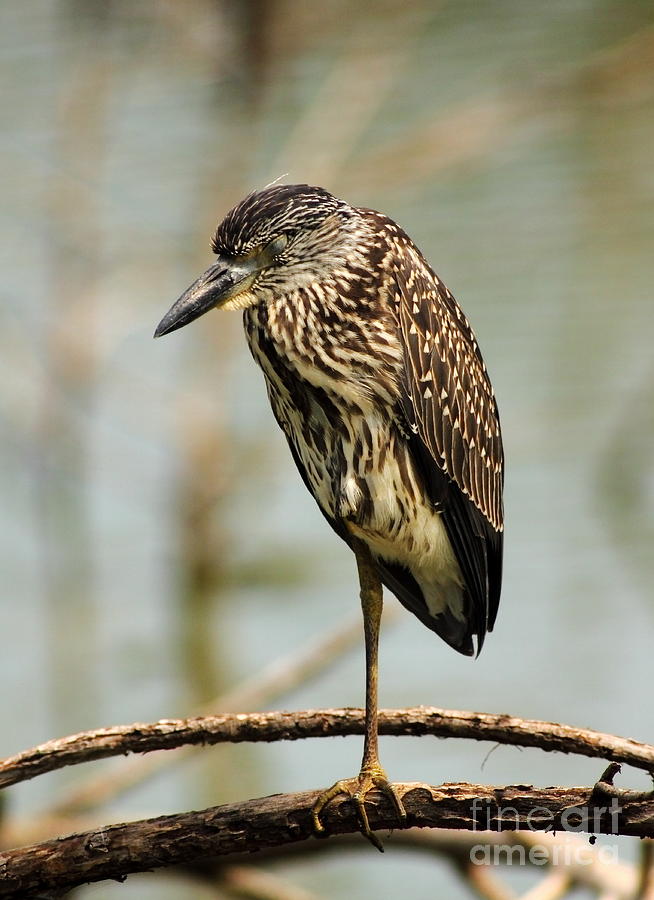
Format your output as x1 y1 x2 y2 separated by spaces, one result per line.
304 406 465 623
342 418 465 622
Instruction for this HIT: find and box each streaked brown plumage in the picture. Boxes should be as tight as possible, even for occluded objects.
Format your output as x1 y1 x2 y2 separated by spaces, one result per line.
155 183 504 847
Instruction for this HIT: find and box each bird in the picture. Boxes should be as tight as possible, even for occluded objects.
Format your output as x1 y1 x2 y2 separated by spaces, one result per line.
155 183 504 850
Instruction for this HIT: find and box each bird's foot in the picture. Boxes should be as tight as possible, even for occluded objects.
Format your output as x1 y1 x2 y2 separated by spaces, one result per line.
311 765 407 851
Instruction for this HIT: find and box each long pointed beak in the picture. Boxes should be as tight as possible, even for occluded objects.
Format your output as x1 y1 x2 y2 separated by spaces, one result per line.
154 256 257 338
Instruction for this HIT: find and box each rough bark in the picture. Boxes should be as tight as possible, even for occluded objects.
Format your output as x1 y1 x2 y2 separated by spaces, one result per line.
2 706 654 790
2 710 653 898
1 781 654 898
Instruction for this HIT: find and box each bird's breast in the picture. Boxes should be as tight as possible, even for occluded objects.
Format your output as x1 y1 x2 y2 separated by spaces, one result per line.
245 306 464 620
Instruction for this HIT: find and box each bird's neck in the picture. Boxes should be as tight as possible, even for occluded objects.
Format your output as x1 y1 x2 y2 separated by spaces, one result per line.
244 266 402 409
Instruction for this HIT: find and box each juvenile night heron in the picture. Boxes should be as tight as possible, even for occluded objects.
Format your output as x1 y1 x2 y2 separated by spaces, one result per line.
155 184 504 849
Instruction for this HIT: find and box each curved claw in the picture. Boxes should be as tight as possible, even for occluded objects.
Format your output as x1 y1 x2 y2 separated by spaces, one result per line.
311 768 407 851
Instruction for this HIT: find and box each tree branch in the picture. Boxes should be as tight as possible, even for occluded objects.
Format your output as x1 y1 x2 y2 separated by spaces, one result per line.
2 707 653 791
3 709 652 897
1 782 653 898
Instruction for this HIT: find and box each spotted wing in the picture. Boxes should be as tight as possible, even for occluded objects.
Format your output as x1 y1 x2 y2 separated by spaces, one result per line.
392 247 504 652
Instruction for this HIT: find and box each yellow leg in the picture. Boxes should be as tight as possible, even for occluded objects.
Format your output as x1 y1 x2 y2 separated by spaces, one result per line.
311 538 407 850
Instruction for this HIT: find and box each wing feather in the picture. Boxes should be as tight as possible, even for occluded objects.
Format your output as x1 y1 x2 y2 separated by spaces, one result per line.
390 240 504 649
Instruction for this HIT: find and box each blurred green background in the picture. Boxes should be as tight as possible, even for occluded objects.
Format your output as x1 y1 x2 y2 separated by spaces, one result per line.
1 0 653 897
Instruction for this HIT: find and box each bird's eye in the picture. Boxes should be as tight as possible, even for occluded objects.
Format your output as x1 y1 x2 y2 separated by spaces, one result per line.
266 234 288 260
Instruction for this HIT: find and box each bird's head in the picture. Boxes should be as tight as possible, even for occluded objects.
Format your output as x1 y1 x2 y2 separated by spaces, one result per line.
154 184 357 338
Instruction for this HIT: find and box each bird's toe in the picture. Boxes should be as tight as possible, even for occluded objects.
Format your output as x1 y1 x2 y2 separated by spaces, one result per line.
311 767 406 851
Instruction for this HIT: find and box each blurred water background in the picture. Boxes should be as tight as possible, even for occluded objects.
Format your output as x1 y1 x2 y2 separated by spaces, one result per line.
1 1 653 897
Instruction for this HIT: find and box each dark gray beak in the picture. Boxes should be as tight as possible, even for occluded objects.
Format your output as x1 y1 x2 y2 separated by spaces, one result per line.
154 256 257 338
